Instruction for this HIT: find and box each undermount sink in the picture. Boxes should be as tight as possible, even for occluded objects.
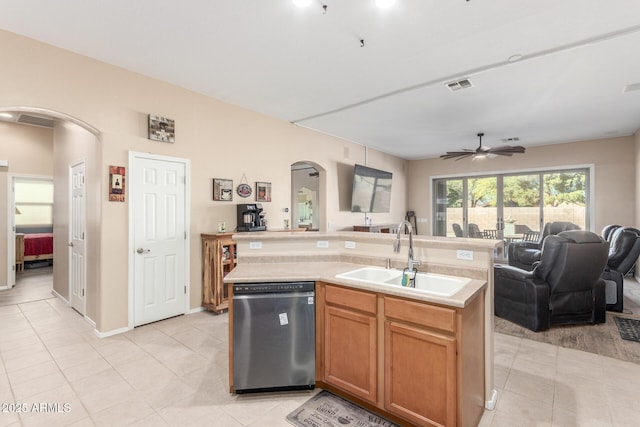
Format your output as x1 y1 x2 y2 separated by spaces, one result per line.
335 266 471 297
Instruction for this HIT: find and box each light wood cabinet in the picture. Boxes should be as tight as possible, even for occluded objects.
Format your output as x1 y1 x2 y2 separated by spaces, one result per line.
317 282 485 427
323 285 378 404
201 233 236 313
384 298 457 426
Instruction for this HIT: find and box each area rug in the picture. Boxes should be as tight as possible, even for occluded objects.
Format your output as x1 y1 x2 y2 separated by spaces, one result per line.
614 316 640 343
286 390 399 427
495 312 640 364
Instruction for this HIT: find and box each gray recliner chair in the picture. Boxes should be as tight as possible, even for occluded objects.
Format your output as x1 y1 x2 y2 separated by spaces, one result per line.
508 221 581 270
602 227 640 312
495 230 609 332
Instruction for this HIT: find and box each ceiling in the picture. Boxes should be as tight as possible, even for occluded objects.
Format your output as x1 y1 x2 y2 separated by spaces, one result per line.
1 0 640 160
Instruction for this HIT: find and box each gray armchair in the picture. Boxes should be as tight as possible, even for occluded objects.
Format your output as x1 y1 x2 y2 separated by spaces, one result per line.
508 221 581 270
603 227 640 312
495 230 609 332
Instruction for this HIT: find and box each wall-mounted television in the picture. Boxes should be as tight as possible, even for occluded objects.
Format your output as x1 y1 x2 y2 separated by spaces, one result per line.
350 164 393 213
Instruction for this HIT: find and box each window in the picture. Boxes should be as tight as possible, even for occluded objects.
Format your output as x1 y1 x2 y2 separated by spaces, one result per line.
433 168 589 238
15 178 54 227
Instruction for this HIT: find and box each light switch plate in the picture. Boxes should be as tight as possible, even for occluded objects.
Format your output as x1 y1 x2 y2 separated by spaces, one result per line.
457 250 473 260
317 240 329 248
344 241 356 249
249 241 262 250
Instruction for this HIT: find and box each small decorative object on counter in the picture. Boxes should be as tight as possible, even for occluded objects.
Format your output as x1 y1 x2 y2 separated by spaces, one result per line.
218 221 226 232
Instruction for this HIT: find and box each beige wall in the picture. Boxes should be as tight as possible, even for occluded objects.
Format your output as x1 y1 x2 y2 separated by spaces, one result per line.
52 121 101 323
0 122 53 286
408 136 636 235
0 30 408 333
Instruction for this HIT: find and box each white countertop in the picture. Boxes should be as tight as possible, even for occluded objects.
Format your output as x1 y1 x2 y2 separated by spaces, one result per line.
224 261 486 308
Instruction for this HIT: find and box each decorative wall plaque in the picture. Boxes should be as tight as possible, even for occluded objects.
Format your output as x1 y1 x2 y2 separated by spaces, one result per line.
148 114 175 143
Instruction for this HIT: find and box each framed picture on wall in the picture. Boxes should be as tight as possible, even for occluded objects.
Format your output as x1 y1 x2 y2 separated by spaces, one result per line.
213 178 233 201
256 182 272 202
109 165 126 202
148 114 175 143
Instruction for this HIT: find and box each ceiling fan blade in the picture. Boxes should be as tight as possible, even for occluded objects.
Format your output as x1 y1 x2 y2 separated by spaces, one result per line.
487 145 526 154
440 152 474 160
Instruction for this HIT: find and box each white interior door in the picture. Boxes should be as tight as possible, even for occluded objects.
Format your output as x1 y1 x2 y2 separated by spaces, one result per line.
132 155 187 326
70 161 86 314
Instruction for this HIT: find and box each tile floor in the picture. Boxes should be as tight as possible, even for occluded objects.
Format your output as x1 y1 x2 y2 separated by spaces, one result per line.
0 298 639 426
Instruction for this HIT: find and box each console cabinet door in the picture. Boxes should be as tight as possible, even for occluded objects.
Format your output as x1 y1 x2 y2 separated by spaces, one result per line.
324 304 377 404
385 321 456 427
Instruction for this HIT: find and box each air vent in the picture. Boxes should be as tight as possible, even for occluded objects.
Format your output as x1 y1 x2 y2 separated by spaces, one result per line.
446 78 473 91
17 114 54 128
624 82 640 93
501 137 520 143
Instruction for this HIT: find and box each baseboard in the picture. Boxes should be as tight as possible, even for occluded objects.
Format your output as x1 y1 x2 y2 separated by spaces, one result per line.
94 326 130 339
485 388 498 410
189 306 206 314
51 288 69 303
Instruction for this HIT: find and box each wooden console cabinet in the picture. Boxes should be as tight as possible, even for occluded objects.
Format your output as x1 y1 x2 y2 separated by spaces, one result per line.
317 282 485 427
15 233 24 272
201 233 236 313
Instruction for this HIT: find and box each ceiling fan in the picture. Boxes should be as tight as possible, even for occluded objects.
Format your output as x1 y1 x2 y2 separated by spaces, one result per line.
440 133 526 161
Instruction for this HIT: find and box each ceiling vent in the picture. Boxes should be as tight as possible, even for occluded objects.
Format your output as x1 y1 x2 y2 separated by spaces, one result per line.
17 113 55 128
446 78 473 92
501 137 520 143
624 82 640 93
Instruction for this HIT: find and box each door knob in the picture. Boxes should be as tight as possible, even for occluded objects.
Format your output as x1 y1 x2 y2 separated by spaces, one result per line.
136 248 150 254
68 242 74 247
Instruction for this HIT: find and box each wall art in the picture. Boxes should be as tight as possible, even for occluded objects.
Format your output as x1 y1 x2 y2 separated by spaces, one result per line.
148 114 175 143
109 165 126 202
213 178 233 201
256 182 272 202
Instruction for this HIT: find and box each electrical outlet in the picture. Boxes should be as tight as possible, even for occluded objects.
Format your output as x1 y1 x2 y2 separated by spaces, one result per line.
249 241 262 250
317 240 329 248
344 241 356 249
456 250 473 260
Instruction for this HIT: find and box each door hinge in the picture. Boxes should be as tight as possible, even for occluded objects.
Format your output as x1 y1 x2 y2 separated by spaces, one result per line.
184 285 187 295
82 176 85 184
82 289 85 297
184 231 187 239
82 232 85 239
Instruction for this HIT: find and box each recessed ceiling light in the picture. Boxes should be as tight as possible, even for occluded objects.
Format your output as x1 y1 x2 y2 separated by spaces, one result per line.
0 112 13 119
292 0 312 7
375 0 397 8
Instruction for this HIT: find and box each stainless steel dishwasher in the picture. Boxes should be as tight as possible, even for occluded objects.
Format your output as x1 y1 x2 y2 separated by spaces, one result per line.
232 281 315 393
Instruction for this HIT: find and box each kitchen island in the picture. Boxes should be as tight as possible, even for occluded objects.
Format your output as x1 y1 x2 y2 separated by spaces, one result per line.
224 231 499 427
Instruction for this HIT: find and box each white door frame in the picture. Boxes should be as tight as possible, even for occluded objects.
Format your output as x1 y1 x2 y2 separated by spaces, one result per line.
69 159 87 315
127 151 191 330
4 174 53 290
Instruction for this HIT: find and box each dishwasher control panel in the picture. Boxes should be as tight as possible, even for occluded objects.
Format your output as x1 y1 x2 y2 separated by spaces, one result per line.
233 281 315 294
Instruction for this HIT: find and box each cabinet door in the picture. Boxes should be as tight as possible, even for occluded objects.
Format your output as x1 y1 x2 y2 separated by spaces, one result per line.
385 321 456 427
324 305 377 404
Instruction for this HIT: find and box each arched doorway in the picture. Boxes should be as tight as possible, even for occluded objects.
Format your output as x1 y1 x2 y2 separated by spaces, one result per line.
0 106 99 316
291 161 326 231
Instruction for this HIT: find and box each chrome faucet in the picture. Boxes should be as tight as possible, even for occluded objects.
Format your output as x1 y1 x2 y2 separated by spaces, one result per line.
393 220 422 271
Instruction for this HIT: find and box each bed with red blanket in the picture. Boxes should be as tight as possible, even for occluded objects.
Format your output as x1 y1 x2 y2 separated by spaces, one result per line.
23 233 54 261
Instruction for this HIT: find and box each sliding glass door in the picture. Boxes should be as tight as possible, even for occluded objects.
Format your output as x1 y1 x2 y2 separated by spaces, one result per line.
433 168 589 238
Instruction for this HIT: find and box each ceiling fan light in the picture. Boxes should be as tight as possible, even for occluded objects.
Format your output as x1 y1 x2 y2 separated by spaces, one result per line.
375 0 396 8
292 0 312 7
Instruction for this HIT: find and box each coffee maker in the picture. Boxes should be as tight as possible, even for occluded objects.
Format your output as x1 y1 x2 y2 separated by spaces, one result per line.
236 203 266 232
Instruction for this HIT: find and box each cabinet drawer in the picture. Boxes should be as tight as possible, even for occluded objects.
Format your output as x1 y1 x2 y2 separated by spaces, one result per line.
325 285 377 315
384 297 456 334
